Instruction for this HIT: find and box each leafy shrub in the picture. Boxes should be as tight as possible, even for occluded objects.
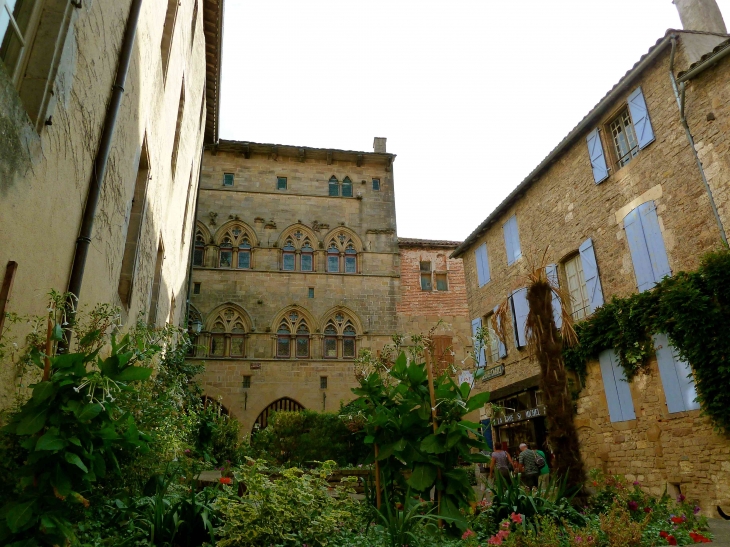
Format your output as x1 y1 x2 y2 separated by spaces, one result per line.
215 459 361 547
194 403 243 465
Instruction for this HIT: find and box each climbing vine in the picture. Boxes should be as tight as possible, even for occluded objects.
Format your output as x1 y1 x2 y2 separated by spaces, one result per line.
563 249 730 435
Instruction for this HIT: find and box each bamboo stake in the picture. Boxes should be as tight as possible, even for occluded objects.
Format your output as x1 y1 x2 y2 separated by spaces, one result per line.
42 303 55 381
374 443 382 509
424 348 442 526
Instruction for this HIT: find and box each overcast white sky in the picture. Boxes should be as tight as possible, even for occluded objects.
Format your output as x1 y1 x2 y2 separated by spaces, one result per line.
218 1 730 241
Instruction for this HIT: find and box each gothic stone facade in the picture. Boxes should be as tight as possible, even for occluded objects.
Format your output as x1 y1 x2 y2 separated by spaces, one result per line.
0 0 222 407
453 31 730 515
189 139 400 433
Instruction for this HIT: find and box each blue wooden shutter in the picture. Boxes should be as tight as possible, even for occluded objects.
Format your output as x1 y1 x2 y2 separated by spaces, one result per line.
624 202 671 292
638 201 671 283
627 87 655 150
511 288 529 348
475 244 490 287
471 317 486 368
503 216 521 265
598 349 636 422
653 334 699 413
578 238 604 313
494 305 507 358
545 264 562 329
586 128 609 184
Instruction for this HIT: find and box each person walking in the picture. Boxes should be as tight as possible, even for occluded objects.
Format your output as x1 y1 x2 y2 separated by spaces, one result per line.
518 443 540 489
489 441 514 485
536 446 550 489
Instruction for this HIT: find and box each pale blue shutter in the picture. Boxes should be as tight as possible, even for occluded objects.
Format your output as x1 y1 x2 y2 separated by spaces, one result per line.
627 87 655 150
545 264 562 329
598 349 636 422
624 202 671 292
471 317 486 368
494 305 507 358
639 201 671 283
475 244 490 287
586 128 609 184
578 238 604 313
653 334 699 413
503 216 521 265
511 288 529 348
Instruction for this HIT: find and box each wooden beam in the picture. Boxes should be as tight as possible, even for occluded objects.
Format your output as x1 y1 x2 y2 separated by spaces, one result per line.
0 261 18 339
356 154 363 167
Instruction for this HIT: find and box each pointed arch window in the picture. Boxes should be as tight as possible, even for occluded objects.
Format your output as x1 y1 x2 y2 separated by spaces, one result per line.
194 232 205 266
345 242 357 273
282 239 296 271
230 324 245 357
324 323 338 359
327 242 340 272
343 323 357 358
219 238 233 268
277 323 291 358
329 176 339 197
342 176 353 197
301 241 314 272
238 238 252 269
210 322 225 357
296 324 310 358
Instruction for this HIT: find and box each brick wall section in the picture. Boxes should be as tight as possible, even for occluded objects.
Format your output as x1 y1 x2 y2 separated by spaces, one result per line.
456 35 730 515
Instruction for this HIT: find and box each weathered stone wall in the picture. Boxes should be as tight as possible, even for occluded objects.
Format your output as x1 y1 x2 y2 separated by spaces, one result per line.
0 1 208 407
191 148 400 433
458 36 730 515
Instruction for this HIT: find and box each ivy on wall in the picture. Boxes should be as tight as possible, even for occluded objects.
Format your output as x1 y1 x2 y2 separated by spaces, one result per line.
563 250 730 435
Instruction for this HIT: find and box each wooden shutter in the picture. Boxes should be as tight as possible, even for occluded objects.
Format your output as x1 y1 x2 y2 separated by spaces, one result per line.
627 87 655 150
503 216 521 265
586 128 609 184
578 238 604 313
653 333 699 413
475 243 490 287
624 201 671 292
545 264 562 329
432 335 454 374
510 288 529 348
471 318 486 368
598 349 636 422
493 305 507 358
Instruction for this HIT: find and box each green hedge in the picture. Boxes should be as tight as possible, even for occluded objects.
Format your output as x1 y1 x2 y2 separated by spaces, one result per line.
563 249 730 434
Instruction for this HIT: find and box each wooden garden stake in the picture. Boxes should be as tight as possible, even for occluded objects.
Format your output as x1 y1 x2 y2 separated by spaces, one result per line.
43 302 55 382
424 348 442 526
374 443 382 509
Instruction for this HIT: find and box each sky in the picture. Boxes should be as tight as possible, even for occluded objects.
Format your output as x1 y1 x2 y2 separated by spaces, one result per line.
218 1 730 242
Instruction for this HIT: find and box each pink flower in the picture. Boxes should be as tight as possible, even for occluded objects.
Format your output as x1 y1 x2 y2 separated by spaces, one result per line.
633 480 640 486
500 521 510 530
694 505 701 515
510 512 522 524
644 507 652 513
677 494 686 503
461 529 475 540
628 501 638 511
488 536 503 545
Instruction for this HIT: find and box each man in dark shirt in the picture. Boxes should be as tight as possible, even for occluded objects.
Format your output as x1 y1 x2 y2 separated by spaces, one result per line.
518 443 539 489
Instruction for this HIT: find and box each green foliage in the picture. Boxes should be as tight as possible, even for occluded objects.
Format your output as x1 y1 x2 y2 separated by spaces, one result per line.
352 351 490 530
214 459 360 547
563 249 730 433
194 403 243 465
372 487 442 547
251 409 368 466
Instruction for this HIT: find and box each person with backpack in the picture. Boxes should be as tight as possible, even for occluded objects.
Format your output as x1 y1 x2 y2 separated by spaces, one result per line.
536 445 550 488
518 443 544 489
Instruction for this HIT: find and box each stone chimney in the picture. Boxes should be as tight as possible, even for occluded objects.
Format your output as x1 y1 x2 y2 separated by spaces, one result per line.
674 0 727 34
373 137 387 154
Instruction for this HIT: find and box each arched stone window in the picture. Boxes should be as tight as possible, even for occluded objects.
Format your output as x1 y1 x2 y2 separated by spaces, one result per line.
193 230 206 266
282 239 296 271
345 242 357 273
342 176 353 197
325 231 360 274
206 305 250 358
275 310 311 359
321 311 359 359
329 175 339 197
327 241 340 272
301 240 314 272
214 223 256 269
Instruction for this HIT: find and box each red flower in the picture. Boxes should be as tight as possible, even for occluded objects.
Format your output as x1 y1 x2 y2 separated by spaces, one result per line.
660 531 669 538
689 532 711 543
671 516 684 524
644 507 652 513
219 477 232 485
510 512 522 524
667 535 677 546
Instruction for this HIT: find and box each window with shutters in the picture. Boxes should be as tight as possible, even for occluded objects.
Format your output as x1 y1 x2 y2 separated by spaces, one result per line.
623 201 671 293
510 288 529 349
435 273 448 291
483 314 500 364
171 81 185 177
562 254 591 320
471 317 486 368
653 334 700 414
598 349 636 422
420 261 432 290
160 0 179 82
432 335 454 373
503 215 521 265
148 240 165 326
609 108 639 168
475 243 491 287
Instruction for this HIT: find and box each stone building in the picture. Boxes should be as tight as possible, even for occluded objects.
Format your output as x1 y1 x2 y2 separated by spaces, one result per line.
396 238 472 373
0 0 224 406
188 138 400 433
451 9 730 515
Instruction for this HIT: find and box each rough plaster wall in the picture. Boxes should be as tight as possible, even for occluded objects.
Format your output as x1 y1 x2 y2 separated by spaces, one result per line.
459 39 729 514
0 0 207 407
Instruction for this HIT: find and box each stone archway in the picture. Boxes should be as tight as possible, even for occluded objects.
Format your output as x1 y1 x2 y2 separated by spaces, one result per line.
252 397 305 432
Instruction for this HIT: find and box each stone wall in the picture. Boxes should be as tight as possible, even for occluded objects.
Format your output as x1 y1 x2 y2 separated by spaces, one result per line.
457 34 730 515
0 1 210 407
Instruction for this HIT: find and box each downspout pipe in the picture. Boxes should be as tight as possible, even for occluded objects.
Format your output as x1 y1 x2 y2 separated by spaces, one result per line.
668 35 727 245
184 144 205 330
67 0 144 307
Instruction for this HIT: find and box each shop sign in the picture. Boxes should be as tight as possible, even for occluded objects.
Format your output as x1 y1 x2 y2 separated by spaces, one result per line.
492 404 546 426
250 363 261 370
458 370 474 389
483 364 505 381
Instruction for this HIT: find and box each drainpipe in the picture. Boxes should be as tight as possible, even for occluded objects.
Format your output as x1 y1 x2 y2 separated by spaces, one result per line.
668 35 727 245
184 144 205 330
66 0 145 311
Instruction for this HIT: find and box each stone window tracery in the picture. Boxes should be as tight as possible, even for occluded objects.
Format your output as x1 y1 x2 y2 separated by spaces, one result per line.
275 311 311 359
282 239 296 271
206 306 248 358
326 234 359 274
193 230 206 266
216 224 255 269
322 313 358 359
279 229 317 272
